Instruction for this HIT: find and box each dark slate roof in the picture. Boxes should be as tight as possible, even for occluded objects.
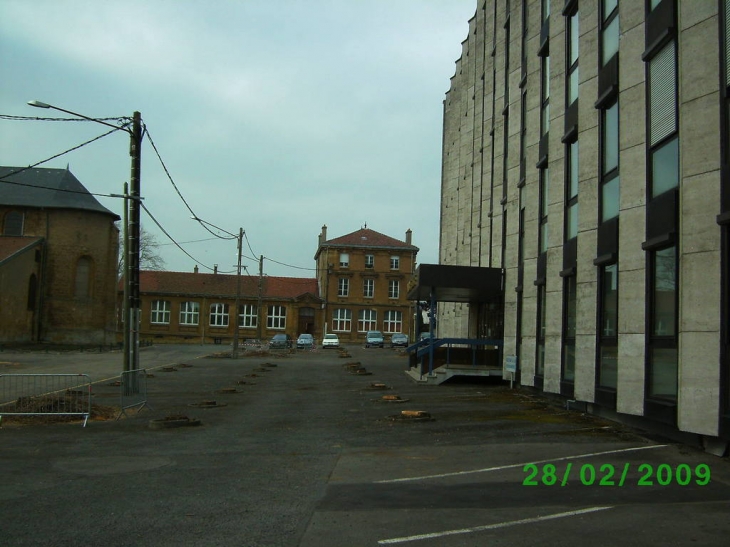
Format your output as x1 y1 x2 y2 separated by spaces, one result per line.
0 166 120 220
318 228 419 256
0 236 43 266
131 270 320 301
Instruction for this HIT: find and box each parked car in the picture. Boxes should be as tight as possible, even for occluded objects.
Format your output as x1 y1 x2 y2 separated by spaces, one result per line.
365 330 384 348
390 333 408 347
419 331 435 342
269 333 292 349
322 333 340 349
296 333 314 349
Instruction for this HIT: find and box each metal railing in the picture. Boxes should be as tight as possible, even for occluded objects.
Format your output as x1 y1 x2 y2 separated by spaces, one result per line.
0 373 92 427
117 368 149 419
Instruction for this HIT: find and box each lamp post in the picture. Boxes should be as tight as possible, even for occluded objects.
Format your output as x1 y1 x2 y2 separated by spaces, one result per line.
191 217 243 357
28 100 142 374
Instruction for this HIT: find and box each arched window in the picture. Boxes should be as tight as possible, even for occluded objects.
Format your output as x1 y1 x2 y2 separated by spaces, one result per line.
3 211 24 236
75 256 93 298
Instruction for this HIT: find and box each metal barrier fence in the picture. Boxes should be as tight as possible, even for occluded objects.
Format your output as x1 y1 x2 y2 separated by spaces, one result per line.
0 374 92 427
117 368 148 419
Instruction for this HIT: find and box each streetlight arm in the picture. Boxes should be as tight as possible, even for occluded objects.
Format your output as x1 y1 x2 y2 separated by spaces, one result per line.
27 99 131 133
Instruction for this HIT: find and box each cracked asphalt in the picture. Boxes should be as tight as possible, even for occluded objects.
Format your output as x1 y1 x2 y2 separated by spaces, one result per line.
1 344 729 546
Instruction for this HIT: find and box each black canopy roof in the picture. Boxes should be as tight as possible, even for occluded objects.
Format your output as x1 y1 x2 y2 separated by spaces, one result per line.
407 264 503 303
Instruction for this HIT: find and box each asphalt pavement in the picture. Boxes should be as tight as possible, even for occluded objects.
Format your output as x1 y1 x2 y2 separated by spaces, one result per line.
1 344 729 546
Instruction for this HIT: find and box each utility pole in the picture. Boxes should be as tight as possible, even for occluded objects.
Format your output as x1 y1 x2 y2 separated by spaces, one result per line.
127 111 142 373
122 181 130 373
232 228 243 358
256 255 264 343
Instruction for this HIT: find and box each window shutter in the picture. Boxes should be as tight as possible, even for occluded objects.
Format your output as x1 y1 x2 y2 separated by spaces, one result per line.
650 41 677 146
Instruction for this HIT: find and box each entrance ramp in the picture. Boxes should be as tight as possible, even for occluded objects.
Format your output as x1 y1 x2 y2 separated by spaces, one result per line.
406 363 504 385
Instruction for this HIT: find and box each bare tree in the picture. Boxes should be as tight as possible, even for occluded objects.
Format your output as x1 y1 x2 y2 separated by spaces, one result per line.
118 227 166 278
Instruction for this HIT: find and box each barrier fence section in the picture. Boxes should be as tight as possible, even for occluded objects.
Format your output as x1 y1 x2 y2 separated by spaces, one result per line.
118 368 148 419
0 373 92 427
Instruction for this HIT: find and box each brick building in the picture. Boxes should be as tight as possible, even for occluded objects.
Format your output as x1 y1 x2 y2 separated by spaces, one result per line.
0 166 120 344
314 226 419 344
438 1 730 447
133 269 322 345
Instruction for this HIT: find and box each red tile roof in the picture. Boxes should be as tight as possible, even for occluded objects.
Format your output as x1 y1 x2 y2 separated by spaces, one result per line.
133 270 319 300
322 228 418 250
0 236 43 265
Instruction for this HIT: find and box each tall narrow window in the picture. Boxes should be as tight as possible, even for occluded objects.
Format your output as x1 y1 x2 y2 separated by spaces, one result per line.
27 274 37 311
75 256 92 299
390 256 400 270
539 167 550 253
363 278 374 298
566 141 579 240
536 285 547 377
388 280 400 299
541 56 551 137
598 263 618 389
601 0 619 66
649 41 679 198
648 245 678 400
338 278 349 297
567 8 580 106
339 253 349 268
601 101 620 222
563 275 577 382
365 254 374 269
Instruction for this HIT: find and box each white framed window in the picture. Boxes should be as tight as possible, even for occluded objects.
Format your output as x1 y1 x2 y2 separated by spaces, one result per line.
383 310 402 333
179 301 199 325
390 256 400 270
338 278 349 297
358 309 377 332
365 254 374 269
363 278 374 298
388 280 399 299
151 300 171 324
267 305 286 329
238 304 258 328
332 308 351 331
339 253 349 268
210 303 229 327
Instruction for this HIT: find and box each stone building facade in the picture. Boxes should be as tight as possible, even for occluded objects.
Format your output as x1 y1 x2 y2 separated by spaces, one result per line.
0 167 120 344
439 1 729 446
133 270 322 345
314 226 419 344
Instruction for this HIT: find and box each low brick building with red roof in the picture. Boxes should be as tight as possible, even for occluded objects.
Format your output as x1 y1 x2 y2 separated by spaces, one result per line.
130 269 322 345
314 225 419 344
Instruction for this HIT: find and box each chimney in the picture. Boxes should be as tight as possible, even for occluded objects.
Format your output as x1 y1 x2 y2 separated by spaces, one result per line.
319 224 328 246
213 264 218 274
405 229 412 246
194 265 199 274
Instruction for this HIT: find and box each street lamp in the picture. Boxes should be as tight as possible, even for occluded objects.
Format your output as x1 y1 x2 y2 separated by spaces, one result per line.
28 100 143 374
191 217 243 358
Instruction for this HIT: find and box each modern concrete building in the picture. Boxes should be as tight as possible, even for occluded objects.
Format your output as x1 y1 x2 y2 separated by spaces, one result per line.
438 1 729 449
314 226 419 344
0 166 120 344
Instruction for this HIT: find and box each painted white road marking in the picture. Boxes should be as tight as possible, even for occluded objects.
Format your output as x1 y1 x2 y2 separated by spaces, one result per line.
376 444 668 483
378 506 614 544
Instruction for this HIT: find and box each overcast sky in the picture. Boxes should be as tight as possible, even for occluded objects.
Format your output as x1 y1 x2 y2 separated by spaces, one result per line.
0 0 474 278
